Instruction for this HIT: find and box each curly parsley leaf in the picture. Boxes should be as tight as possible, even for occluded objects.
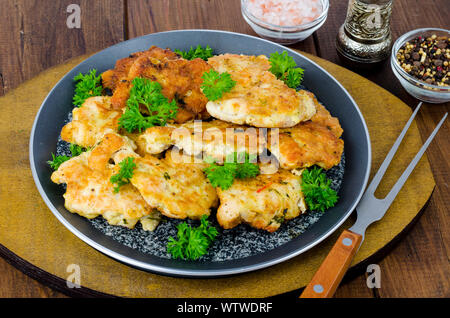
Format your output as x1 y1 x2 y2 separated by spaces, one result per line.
69 144 88 157
204 152 260 190
198 216 219 242
301 167 339 212
118 78 178 133
201 70 236 101
48 144 88 171
269 51 297 78
269 51 305 89
47 153 71 171
167 223 190 260
110 157 136 193
232 152 260 179
167 216 218 261
284 67 305 89
73 69 103 107
174 45 213 61
204 163 237 190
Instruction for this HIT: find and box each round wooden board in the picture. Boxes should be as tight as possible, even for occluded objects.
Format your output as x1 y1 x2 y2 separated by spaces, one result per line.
0 52 435 298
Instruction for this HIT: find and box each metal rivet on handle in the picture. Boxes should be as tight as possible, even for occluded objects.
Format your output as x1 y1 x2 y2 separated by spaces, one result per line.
342 238 353 246
313 284 324 293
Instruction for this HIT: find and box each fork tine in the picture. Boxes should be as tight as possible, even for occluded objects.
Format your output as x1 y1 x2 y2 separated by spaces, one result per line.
365 102 423 194
384 112 447 204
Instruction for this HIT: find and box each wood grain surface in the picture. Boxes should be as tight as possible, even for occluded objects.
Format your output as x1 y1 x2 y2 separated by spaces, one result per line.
0 0 448 298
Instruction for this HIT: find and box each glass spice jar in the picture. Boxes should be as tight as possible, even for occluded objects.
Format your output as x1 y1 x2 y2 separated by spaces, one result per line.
336 0 394 63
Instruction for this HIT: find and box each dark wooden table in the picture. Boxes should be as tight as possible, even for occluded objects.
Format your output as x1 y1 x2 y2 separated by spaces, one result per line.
0 0 448 298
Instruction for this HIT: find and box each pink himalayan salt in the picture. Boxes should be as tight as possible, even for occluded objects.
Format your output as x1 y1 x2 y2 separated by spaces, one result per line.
246 0 323 27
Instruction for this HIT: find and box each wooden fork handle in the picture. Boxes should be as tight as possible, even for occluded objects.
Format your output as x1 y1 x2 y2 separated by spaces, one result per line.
300 229 363 298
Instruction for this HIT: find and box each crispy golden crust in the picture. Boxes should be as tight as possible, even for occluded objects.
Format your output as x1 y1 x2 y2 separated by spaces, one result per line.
60 96 121 148
103 46 211 124
206 54 316 128
268 121 344 170
102 47 179 93
134 126 176 155
216 169 306 232
132 98 343 171
164 149 211 171
135 102 343 171
305 91 343 138
137 120 265 161
129 154 218 220
128 54 211 121
53 131 216 224
101 51 147 91
264 93 344 170
50 133 155 229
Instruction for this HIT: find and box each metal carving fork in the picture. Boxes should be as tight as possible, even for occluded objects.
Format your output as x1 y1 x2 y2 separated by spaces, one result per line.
300 102 448 298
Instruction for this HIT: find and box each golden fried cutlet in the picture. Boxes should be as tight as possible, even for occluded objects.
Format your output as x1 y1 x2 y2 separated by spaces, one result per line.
101 51 147 91
270 122 343 170
129 126 176 156
61 96 122 149
137 120 265 162
216 169 307 232
51 133 160 230
93 133 218 221
128 152 218 220
103 46 211 124
305 90 343 138
206 54 316 128
261 90 344 170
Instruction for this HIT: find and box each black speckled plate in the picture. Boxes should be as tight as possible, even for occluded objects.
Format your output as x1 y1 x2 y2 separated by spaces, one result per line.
30 30 371 277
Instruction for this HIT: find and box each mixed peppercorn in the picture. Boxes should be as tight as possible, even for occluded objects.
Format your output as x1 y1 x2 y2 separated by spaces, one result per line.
396 34 449 87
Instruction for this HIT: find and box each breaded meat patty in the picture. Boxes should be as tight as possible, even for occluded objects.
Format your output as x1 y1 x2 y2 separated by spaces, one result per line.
205 54 316 128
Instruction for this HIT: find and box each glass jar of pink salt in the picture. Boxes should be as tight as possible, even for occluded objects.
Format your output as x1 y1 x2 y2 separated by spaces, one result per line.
241 0 329 44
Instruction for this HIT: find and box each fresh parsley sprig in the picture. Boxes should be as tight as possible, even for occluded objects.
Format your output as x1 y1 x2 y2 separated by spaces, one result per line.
175 45 213 61
204 152 260 190
269 51 304 89
201 70 236 101
110 157 136 193
48 143 88 171
301 167 338 212
69 144 88 157
204 162 236 190
167 215 218 260
47 153 71 171
73 69 103 107
118 78 178 133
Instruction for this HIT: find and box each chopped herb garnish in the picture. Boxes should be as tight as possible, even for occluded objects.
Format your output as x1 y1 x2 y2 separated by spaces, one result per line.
69 144 88 157
301 167 338 212
163 172 171 180
200 70 236 101
167 215 218 260
233 153 260 179
110 157 136 193
47 143 88 171
174 45 213 61
269 51 304 89
118 78 178 133
47 153 70 171
73 69 103 107
204 152 260 190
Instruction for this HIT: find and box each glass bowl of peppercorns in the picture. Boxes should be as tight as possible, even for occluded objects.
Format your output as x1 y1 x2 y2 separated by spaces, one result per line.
391 28 450 104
